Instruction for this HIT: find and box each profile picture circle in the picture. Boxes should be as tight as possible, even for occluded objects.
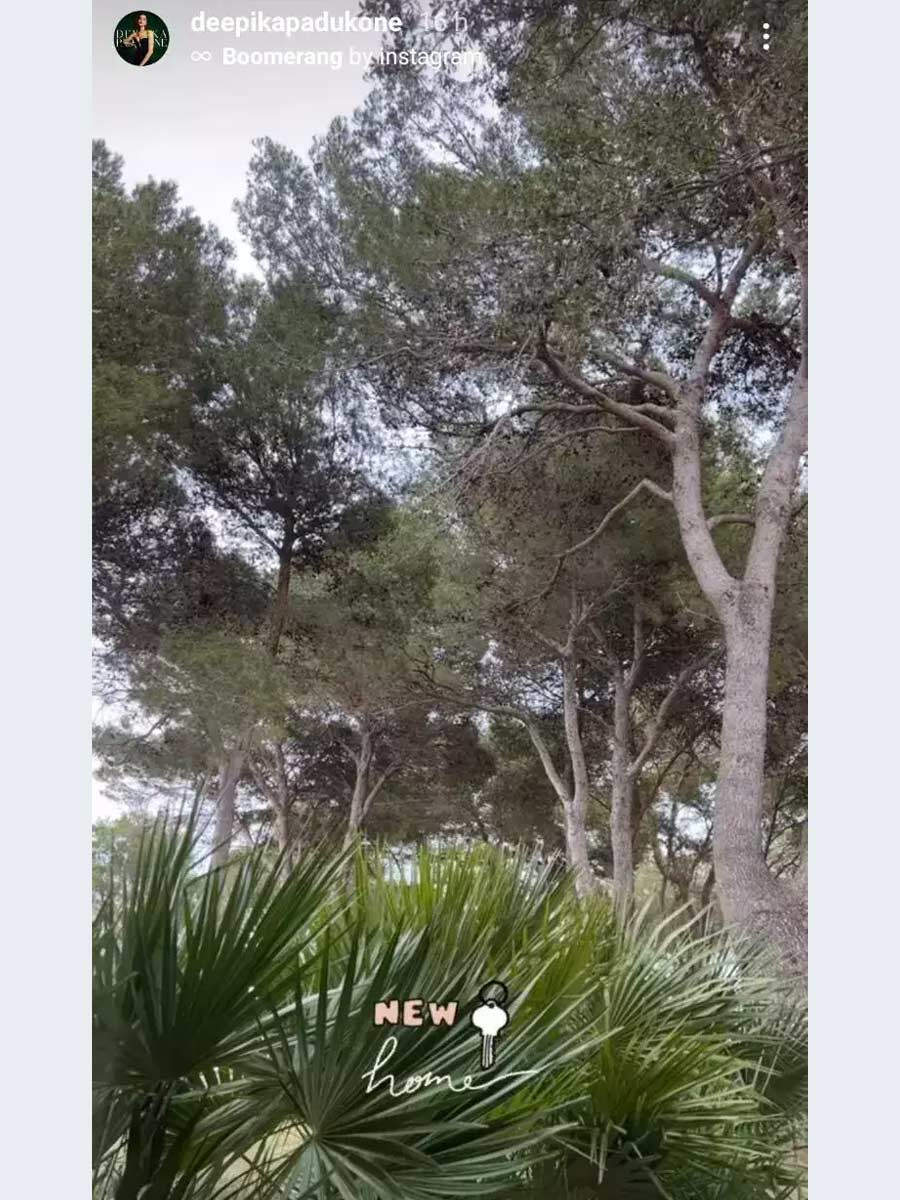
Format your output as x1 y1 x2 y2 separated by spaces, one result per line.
114 12 169 67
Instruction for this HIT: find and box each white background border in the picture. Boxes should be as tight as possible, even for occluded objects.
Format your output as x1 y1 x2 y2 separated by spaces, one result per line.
0 1 90 1190
807 0 900 1192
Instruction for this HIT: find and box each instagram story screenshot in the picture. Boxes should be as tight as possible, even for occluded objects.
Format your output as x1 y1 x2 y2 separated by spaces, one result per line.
56 1 855 1196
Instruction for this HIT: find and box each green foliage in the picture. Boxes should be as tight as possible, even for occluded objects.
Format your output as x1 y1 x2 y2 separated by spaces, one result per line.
94 827 806 1199
92 139 253 665
292 504 438 702
93 813 154 911
133 628 293 750
93 807 347 1198
92 138 231 481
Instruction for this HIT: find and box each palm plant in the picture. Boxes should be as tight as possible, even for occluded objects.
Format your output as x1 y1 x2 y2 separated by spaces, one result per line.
93 820 806 1199
93 807 347 1198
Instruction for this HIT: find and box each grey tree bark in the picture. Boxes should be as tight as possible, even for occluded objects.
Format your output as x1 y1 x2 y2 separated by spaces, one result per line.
597 597 712 918
560 651 597 899
668 351 807 975
610 677 635 916
665 277 808 973
527 708 596 900
343 718 400 849
524 592 599 899
694 36 809 977
247 740 298 873
211 746 245 870
345 720 374 847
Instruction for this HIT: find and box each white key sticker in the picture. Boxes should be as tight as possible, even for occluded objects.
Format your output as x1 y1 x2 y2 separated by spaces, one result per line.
471 981 509 1070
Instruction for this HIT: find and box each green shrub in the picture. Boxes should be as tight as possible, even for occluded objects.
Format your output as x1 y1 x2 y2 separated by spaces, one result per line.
93 816 806 1199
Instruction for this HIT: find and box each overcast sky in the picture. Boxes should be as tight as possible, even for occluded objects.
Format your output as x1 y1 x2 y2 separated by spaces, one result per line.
94 1 386 273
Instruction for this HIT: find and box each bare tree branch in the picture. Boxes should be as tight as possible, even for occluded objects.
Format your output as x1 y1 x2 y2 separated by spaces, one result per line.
557 478 673 561
707 512 755 530
625 598 644 694
539 346 677 443
640 257 719 307
525 719 571 806
628 649 719 780
689 236 762 385
361 762 401 819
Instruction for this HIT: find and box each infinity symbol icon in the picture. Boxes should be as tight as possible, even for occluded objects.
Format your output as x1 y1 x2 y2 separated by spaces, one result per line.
191 50 212 61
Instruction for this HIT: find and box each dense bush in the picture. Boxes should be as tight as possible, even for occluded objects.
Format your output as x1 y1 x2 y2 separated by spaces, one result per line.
93 814 806 1199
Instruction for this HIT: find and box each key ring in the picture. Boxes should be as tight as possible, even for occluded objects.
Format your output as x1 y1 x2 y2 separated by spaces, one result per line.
477 980 509 1007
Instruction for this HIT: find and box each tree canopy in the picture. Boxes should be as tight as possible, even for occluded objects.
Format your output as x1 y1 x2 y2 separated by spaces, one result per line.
93 0 806 974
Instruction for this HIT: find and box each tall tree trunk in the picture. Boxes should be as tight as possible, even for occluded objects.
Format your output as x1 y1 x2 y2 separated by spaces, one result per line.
561 653 597 899
272 803 289 851
560 799 595 899
211 747 245 869
692 49 808 975
604 596 695 918
714 599 806 972
270 739 296 870
526 707 595 898
668 346 807 976
246 740 300 873
610 678 635 916
521 594 601 898
345 721 374 847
